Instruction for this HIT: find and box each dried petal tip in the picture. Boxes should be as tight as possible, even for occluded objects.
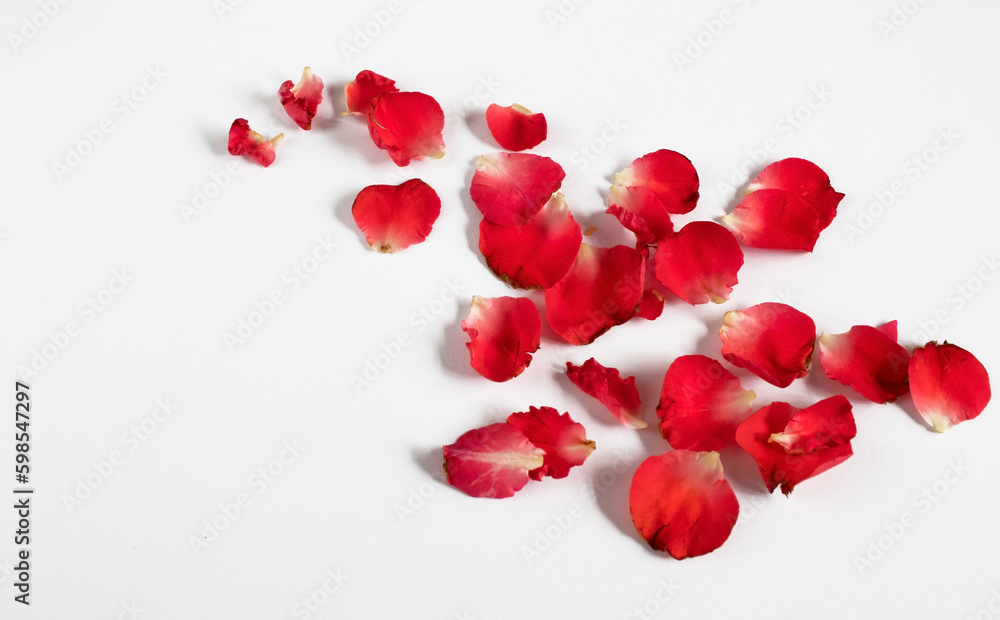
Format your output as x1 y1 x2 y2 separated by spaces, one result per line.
909 342 991 432
344 69 398 116
351 179 441 253
507 407 595 480
819 324 910 404
486 103 547 151
461 296 541 382
566 358 646 429
443 423 545 498
719 302 816 388
278 66 324 130
227 119 283 167
367 91 445 166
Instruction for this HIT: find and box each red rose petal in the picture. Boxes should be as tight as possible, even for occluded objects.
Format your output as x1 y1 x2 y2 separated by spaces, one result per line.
722 189 822 252
565 358 646 429
478 193 582 289
720 303 816 388
657 355 756 451
485 103 547 151
909 342 991 432
819 324 911 404
507 407 595 480
470 152 566 226
607 184 674 245
442 423 545 499
461 296 541 383
735 395 856 495
654 221 744 305
227 118 283 167
344 69 398 116
877 320 898 341
629 450 739 559
545 243 645 345
613 150 700 215
745 158 844 230
351 179 441 253
366 91 445 166
278 66 324 130
638 288 665 321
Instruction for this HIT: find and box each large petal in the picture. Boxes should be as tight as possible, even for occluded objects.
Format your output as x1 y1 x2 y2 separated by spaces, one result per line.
565 358 646 429
613 150 700 214
351 179 441 253
470 152 566 226
908 342 991 432
745 158 844 230
721 189 822 252
442 423 545 499
485 103 547 151
227 118 283 167
278 66 324 130
507 407 595 480
367 91 445 166
607 184 674 245
344 69 398 116
654 221 744 305
819 324 911 403
461 296 541 382
719 303 816 388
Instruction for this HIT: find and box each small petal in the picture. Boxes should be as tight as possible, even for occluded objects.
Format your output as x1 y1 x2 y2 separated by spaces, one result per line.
629 450 739 559
819 324 911 403
367 91 445 166
278 66 324 130
637 288 665 321
745 158 844 230
909 342 991 432
442 423 545 499
607 184 674 245
721 189 822 252
720 303 816 388
507 407 595 480
654 221 744 305
461 296 541 383
613 150 700 215
351 179 441 253
566 358 646 429
470 152 566 226
227 118 283 167
485 103 547 151
344 69 398 116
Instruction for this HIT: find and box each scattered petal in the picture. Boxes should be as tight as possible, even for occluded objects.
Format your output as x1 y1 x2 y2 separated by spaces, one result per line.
613 150 700 215
470 152 566 225
909 342 991 432
566 358 646 429
654 221 744 305
507 407 595 480
720 303 816 388
344 69 398 116
351 179 441 252
745 158 844 230
607 184 674 245
367 91 445 166
486 103 547 151
461 296 541 382
227 118 283 167
278 66 324 130
638 288 665 321
442 423 545 499
722 189 822 252
819 324 911 403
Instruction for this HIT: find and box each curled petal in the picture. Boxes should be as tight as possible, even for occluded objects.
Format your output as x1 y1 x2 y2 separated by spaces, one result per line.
367 91 445 166
344 69 398 116
819 324 911 404
545 243 645 345
638 288 665 321
470 152 566 226
654 221 744 305
613 150 700 215
657 355 756 451
507 407 595 480
461 296 541 382
720 303 816 388
745 158 844 230
351 179 441 253
478 193 582 289
486 103 547 151
909 342 991 432
278 66 324 130
442 423 545 499
227 118 283 167
629 450 739 559
735 395 856 495
566 358 646 429
722 189 822 252
607 185 674 244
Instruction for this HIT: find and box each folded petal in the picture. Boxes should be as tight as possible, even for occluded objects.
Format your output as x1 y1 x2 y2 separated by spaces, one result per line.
722 189 822 252
485 103 547 151
461 296 541 382
227 118 283 167
545 243 645 345
745 158 844 230
442 423 545 498
657 355 756 451
613 150 700 215
735 395 856 495
819 324 911 403
507 407 595 480
607 184 674 245
278 66 324 130
565 358 646 429
909 342 991 432
344 69 398 116
367 91 445 166
629 450 739 559
720 303 816 388
470 152 566 226
478 193 582 289
654 221 744 305
351 179 441 252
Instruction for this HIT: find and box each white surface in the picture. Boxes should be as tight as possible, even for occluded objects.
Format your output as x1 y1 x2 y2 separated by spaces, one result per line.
2 1 999 618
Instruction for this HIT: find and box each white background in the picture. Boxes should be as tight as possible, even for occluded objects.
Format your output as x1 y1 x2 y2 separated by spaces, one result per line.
2 1 999 618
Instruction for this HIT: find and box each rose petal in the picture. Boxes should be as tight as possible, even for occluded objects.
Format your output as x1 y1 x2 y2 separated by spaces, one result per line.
629 450 739 559
720 302 816 388
721 189 822 252
565 358 646 429
909 342 991 432
507 407 595 480
637 287 665 321
819 324 911 404
470 152 566 226
367 91 445 166
344 69 398 116
278 66 324 130
478 193 582 289
442 423 545 498
745 158 844 230
227 118 283 167
654 221 744 305
657 355 756 451
461 296 541 383
351 179 441 253
485 103 547 151
735 395 856 495
607 185 674 245
545 243 645 345
613 150 700 215
877 320 898 341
